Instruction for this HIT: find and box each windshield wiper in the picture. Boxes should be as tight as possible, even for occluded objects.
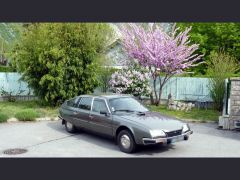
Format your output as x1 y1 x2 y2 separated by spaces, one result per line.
137 111 146 115
114 110 146 115
114 109 135 112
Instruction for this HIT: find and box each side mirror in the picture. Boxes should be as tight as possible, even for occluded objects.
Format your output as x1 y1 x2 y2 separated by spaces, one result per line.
100 110 109 116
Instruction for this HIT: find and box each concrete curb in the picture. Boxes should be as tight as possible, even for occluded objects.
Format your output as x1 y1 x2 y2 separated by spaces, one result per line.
181 119 218 124
35 117 59 121
4 117 216 124
6 117 60 123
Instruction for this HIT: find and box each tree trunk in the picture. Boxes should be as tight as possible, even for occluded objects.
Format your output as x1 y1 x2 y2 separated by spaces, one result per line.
155 86 163 106
150 93 154 104
152 77 159 105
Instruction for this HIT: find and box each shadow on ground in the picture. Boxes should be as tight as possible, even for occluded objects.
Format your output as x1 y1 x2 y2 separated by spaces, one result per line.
46 121 174 156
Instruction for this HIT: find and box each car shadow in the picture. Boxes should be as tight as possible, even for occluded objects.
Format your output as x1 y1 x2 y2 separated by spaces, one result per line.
46 120 66 133
46 121 174 156
133 144 175 156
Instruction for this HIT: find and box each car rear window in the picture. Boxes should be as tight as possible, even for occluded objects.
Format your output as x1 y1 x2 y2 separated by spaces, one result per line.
67 97 79 107
78 97 93 110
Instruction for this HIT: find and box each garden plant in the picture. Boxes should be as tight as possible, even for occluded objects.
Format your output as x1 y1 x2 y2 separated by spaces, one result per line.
109 63 151 98
11 23 113 106
120 23 203 105
14 109 39 121
207 50 239 111
0 112 9 123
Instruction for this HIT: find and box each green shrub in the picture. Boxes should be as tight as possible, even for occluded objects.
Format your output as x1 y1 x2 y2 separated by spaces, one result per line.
0 112 9 123
11 23 113 106
15 109 39 121
0 65 14 72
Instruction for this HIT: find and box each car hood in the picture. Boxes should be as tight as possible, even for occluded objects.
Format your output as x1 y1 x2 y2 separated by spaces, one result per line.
116 111 185 131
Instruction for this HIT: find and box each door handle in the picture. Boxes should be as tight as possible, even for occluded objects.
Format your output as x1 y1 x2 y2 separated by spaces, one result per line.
73 112 78 115
89 115 93 119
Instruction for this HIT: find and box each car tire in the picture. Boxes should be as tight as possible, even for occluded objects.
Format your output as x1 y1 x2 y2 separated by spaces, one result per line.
65 121 76 133
117 130 136 153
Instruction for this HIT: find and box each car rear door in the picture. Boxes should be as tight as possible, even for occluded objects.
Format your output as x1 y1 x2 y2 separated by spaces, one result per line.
73 97 93 129
89 98 113 136
60 97 80 124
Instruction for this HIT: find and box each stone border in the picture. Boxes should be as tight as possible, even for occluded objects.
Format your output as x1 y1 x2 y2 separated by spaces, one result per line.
181 118 218 124
3 117 216 124
6 117 59 123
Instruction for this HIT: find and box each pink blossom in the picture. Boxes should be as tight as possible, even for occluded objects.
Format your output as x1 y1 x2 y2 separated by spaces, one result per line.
119 23 203 75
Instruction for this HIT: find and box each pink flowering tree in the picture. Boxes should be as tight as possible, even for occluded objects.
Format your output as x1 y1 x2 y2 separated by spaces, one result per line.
119 23 203 106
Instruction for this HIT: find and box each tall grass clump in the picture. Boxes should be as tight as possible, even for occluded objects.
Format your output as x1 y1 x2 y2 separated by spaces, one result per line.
207 50 239 111
15 109 39 121
0 112 9 123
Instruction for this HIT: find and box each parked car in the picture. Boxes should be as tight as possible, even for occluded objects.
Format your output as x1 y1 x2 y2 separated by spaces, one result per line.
59 94 193 153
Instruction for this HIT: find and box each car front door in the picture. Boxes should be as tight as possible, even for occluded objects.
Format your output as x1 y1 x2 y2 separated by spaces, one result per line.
89 98 113 136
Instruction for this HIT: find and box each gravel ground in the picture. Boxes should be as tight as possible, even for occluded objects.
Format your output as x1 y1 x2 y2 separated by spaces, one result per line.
0 120 240 157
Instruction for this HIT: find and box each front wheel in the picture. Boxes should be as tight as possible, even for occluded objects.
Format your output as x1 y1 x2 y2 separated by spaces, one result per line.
117 130 136 153
65 121 76 133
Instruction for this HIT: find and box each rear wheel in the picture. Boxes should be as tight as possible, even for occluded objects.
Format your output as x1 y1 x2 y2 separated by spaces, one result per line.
65 121 76 133
117 130 136 153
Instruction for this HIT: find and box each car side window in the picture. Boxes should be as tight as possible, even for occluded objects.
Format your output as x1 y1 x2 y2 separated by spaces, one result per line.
67 97 79 107
78 97 92 110
92 99 108 114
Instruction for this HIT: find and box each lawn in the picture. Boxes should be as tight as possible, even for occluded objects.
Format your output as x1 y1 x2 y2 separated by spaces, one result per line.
147 104 220 122
0 100 220 122
0 101 59 119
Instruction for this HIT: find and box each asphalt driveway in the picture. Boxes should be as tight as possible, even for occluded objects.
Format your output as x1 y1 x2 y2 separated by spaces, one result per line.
0 120 240 157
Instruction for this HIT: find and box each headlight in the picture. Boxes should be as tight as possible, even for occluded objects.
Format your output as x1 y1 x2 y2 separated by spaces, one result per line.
182 124 190 133
149 130 166 138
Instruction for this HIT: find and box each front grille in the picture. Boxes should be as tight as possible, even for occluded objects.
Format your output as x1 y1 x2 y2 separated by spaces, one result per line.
165 129 182 137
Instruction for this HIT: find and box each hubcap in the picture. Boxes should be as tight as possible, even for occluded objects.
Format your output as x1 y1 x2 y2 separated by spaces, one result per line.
120 134 131 149
66 122 73 129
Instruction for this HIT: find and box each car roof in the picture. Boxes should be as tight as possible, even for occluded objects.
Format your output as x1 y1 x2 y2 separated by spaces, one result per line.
79 93 132 99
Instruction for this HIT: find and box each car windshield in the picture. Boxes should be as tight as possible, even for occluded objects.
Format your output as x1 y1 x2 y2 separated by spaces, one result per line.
109 97 149 113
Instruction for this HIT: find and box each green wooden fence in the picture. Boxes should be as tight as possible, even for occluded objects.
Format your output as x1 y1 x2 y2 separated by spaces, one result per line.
0 73 213 102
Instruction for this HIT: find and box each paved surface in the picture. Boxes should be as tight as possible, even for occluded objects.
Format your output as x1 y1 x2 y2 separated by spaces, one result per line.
0 120 240 157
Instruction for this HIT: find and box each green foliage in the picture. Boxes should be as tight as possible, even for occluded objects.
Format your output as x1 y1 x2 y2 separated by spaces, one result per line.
0 100 59 118
98 66 117 93
11 23 113 106
0 23 24 63
0 112 9 123
0 23 23 50
96 56 117 93
14 109 39 121
148 104 220 122
0 65 14 72
177 23 240 75
207 50 239 111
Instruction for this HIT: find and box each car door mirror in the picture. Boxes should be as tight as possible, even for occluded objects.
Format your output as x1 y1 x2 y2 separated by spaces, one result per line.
100 110 108 116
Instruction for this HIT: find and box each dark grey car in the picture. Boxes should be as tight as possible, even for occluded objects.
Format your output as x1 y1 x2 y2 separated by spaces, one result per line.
59 94 193 153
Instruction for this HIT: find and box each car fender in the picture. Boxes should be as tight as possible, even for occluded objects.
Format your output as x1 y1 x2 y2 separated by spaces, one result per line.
113 117 152 145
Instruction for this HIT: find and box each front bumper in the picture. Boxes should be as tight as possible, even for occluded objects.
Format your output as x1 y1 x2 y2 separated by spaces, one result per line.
142 130 193 145
58 115 65 125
